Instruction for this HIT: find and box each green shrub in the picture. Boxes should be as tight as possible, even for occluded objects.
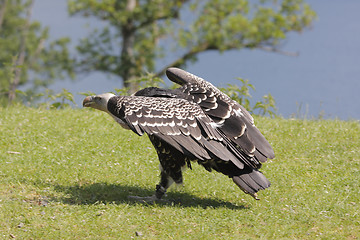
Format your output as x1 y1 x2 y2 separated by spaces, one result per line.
220 78 277 117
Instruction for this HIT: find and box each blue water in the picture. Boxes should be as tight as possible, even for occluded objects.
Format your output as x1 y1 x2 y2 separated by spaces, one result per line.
32 0 360 120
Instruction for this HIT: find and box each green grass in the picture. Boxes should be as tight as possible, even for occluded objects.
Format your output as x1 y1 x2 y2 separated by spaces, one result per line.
1 107 359 239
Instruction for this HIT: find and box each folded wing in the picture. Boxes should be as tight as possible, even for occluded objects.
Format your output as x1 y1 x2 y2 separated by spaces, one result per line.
165 68 275 168
107 95 247 169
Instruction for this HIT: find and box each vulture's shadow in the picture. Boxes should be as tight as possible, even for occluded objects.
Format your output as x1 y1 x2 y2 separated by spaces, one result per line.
53 183 246 210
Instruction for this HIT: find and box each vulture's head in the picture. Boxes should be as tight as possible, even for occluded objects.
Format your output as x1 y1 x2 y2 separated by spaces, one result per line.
82 93 115 112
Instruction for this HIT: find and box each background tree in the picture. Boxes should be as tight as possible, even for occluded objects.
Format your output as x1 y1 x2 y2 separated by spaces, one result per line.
68 0 316 93
0 0 74 105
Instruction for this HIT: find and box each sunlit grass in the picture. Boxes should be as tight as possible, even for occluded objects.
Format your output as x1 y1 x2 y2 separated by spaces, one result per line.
1 107 359 239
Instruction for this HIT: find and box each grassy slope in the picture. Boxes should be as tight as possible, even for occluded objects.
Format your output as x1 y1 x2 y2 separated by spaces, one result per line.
0 107 359 239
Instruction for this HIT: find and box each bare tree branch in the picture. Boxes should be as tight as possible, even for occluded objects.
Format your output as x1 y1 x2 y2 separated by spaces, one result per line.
155 43 215 77
258 45 299 57
155 41 298 77
27 38 45 68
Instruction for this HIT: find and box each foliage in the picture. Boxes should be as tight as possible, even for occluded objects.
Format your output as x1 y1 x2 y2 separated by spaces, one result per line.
1 108 359 239
254 94 277 117
0 0 74 106
16 88 76 109
67 0 316 92
220 78 277 117
41 89 76 109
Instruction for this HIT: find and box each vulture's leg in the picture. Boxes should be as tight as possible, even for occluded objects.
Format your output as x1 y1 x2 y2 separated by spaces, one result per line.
128 168 176 203
155 169 174 199
128 135 186 203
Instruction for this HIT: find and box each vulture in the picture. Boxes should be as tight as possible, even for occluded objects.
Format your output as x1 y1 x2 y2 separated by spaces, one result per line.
82 68 274 201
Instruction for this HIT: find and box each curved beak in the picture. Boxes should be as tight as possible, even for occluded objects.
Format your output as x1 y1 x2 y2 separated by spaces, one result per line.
82 96 94 107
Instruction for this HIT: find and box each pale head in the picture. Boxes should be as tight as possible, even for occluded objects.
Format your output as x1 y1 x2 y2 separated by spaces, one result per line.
82 93 115 112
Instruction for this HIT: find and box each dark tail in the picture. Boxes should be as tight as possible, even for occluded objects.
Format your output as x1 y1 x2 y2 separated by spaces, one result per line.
232 169 270 200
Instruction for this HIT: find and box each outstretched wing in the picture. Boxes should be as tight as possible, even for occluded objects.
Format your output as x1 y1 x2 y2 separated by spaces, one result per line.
106 95 247 169
166 68 275 166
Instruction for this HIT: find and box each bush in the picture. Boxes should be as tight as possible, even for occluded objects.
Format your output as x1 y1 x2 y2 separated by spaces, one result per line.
220 78 277 117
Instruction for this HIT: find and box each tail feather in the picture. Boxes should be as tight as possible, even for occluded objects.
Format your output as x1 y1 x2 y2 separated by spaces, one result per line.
232 170 270 200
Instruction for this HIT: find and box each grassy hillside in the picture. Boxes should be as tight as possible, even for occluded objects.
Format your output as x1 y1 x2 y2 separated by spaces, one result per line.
1 107 359 239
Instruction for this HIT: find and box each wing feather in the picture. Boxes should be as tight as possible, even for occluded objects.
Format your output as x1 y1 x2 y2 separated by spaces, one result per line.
107 95 241 163
166 68 275 165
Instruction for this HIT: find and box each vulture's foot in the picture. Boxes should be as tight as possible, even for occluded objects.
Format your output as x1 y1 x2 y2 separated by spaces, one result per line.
249 192 260 200
128 184 170 203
